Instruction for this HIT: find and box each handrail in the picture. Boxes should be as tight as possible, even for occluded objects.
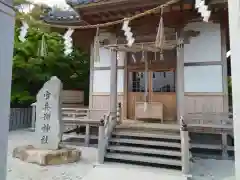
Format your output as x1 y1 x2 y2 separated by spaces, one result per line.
185 112 233 126
97 102 122 164
31 101 109 130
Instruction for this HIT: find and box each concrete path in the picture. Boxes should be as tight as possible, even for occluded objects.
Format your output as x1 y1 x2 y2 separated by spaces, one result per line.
7 130 235 180
83 164 188 180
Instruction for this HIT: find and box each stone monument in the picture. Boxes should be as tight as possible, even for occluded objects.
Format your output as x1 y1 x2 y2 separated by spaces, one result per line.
35 76 63 150
13 76 81 166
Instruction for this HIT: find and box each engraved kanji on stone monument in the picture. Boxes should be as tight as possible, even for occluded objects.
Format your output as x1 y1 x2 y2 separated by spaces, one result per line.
35 76 63 150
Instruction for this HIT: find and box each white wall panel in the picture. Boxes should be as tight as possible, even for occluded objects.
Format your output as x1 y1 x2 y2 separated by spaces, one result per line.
94 48 125 67
94 48 112 67
93 69 124 93
184 65 223 92
184 22 221 63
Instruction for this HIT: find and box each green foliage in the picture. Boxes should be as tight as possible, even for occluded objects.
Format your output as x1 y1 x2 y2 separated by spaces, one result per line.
12 2 89 106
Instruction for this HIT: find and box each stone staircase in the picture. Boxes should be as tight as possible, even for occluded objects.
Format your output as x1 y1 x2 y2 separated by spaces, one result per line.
105 124 183 170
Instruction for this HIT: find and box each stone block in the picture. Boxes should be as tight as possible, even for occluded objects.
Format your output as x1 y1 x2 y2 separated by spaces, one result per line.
13 145 81 166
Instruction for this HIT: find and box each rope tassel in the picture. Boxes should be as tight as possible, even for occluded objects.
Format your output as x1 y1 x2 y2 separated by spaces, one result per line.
155 8 165 49
94 27 100 62
37 35 48 57
18 21 29 42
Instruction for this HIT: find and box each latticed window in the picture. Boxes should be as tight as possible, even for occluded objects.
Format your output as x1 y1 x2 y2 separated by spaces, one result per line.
128 71 175 92
152 71 175 92
128 72 147 92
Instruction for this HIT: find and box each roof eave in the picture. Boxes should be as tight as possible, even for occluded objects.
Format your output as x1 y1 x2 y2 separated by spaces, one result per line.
66 0 128 10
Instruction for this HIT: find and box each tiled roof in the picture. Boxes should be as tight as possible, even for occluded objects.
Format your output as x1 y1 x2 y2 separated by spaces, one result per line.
66 0 109 7
42 9 83 24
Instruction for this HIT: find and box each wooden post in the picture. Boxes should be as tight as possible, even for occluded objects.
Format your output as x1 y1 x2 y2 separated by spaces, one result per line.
176 31 185 122
97 119 105 164
117 102 122 124
176 30 190 175
31 103 36 131
110 49 118 118
0 2 15 180
84 124 90 147
180 117 190 175
228 0 240 178
221 133 228 159
89 44 94 109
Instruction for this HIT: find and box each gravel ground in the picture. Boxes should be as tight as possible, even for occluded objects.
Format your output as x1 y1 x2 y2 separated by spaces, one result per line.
6 130 236 180
7 130 96 180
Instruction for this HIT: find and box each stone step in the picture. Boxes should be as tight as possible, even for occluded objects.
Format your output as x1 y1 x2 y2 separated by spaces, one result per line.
105 153 182 166
112 131 181 140
109 138 181 148
108 145 181 157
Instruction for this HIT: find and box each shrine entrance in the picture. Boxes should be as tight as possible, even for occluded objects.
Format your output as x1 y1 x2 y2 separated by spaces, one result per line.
127 50 177 123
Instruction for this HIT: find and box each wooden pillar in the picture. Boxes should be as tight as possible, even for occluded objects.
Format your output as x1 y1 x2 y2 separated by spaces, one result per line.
89 44 94 109
176 31 185 122
228 0 240 178
110 49 117 117
0 2 15 180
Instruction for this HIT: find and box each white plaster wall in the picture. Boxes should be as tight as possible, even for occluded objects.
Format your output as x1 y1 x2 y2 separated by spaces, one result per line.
93 69 124 93
92 31 126 93
184 22 223 93
94 49 125 67
94 48 113 67
184 65 223 93
184 22 221 62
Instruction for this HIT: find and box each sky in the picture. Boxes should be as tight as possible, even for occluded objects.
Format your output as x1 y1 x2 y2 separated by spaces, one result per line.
20 0 69 13
32 0 68 8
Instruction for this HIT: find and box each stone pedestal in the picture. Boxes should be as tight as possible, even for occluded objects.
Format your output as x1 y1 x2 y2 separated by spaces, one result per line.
13 145 81 166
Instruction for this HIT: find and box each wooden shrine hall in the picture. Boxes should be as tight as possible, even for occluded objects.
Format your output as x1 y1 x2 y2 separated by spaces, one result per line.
42 0 233 176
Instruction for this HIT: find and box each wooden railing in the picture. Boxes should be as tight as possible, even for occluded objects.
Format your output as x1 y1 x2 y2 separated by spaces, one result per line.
31 102 122 148
62 108 109 122
185 112 234 159
185 112 233 135
98 103 122 164
185 112 233 126
180 116 191 175
62 108 108 146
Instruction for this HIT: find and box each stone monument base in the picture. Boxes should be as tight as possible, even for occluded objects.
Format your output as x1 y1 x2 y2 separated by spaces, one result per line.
13 145 81 166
